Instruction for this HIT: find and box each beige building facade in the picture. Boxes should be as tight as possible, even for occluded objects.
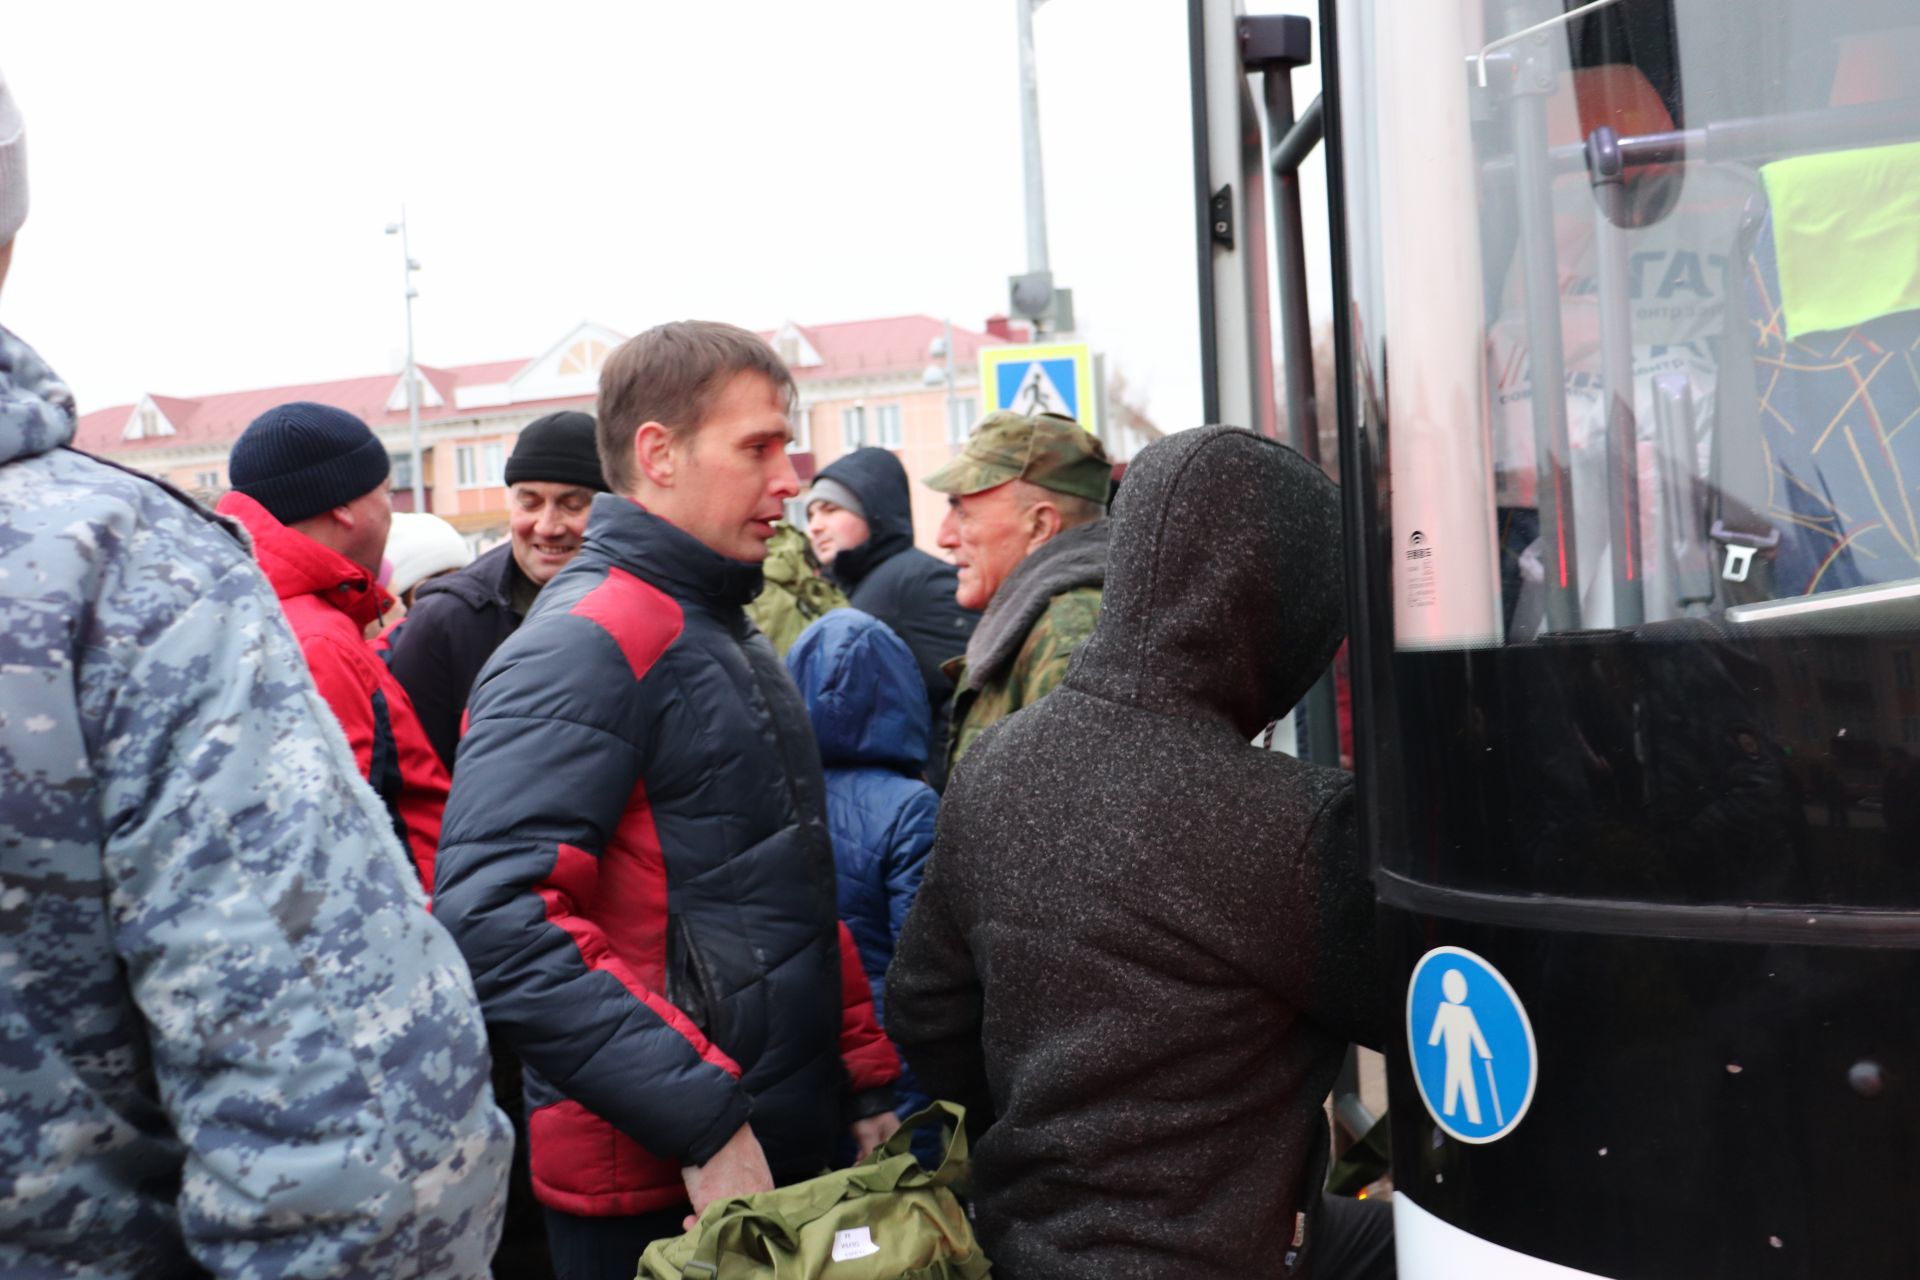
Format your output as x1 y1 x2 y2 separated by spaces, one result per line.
72 315 1045 554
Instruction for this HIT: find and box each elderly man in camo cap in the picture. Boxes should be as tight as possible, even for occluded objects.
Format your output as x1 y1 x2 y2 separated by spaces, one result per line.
0 64 510 1278
924 410 1112 767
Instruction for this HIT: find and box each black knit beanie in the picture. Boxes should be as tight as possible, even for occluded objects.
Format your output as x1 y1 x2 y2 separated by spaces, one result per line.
229 401 391 525
504 410 607 491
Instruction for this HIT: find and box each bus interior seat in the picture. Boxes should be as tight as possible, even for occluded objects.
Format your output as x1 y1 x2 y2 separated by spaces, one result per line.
1732 142 1920 600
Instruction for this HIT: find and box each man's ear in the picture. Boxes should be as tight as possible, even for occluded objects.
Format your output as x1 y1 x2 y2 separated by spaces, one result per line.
327 502 358 532
633 421 677 489
1024 498 1064 550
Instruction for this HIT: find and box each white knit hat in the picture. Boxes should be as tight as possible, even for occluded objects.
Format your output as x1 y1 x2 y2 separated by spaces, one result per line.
0 67 25 246
384 512 472 597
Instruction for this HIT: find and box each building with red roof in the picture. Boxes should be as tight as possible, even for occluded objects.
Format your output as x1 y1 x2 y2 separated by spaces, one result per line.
75 314 1040 550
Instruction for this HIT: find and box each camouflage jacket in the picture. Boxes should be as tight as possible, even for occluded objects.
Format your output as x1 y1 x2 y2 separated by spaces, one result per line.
745 523 848 657
0 326 510 1278
945 520 1109 767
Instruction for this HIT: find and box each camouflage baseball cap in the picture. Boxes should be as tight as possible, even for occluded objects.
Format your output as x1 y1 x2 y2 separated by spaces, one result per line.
922 410 1112 506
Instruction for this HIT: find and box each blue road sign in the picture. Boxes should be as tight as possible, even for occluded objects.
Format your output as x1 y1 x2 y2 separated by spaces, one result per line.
978 342 1098 434
1406 946 1537 1144
993 358 1080 418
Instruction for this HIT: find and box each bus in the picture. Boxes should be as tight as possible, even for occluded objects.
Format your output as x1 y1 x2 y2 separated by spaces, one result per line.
1194 0 1920 1273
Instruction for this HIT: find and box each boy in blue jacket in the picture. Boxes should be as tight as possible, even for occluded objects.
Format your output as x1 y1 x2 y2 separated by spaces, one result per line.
788 609 939 1142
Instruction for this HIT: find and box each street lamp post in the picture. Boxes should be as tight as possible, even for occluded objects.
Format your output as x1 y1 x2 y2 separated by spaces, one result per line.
924 318 960 446
1009 0 1073 339
383 210 424 513
1016 0 1051 279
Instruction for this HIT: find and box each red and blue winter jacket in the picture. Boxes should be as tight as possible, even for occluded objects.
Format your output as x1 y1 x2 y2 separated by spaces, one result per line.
434 495 898 1217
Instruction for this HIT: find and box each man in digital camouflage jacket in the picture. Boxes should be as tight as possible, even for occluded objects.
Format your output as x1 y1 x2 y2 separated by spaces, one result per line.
0 65 510 1278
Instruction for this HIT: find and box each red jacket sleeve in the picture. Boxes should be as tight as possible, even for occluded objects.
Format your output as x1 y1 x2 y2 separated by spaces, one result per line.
838 921 901 1095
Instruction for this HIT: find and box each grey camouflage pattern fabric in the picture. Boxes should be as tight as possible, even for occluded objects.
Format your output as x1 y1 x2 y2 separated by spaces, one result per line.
0 324 511 1278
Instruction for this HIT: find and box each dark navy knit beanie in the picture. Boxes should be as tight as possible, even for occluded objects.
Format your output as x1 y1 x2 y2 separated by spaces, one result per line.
504 409 607 491
229 401 391 525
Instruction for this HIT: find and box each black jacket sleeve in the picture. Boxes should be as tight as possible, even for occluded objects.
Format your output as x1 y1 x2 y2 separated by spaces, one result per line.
1290 785 1388 1051
865 555 978 790
385 593 472 771
890 557 975 706
434 615 752 1166
884 842 995 1135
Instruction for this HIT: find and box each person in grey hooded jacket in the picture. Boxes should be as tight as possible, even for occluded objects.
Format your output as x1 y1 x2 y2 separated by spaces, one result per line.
0 69 510 1278
887 426 1390 1279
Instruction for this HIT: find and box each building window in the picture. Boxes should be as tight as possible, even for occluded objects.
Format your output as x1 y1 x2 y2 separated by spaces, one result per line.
390 450 414 491
457 444 506 488
948 396 977 445
789 405 811 453
874 404 903 448
842 405 867 450
559 338 609 376
195 470 221 490
1897 650 1914 690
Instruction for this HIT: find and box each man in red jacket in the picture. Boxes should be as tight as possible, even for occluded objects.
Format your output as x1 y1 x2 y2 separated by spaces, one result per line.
217 402 448 887
436 323 900 1280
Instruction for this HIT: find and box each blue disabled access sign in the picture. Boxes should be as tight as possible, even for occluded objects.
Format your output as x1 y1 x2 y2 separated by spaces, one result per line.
1406 946 1537 1144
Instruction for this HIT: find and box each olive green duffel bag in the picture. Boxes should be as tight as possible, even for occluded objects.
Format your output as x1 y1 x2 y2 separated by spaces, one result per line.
636 1102 993 1280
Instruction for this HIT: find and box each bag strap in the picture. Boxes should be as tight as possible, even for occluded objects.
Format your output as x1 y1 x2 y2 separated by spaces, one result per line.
864 1100 971 1188
841 1152 921 1197
680 1202 800 1280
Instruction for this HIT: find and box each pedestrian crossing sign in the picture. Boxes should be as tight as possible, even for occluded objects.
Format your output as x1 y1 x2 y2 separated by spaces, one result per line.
979 342 1099 436
1407 945 1538 1145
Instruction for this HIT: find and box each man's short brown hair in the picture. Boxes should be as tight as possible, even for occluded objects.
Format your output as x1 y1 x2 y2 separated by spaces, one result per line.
595 320 796 493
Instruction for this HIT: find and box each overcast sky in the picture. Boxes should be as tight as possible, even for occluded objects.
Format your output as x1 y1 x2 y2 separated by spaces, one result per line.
6 0 1325 428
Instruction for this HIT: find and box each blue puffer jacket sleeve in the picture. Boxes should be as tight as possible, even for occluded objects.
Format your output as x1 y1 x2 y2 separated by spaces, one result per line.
884 789 938 961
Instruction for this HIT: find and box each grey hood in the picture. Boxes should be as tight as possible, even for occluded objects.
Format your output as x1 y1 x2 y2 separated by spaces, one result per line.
0 325 75 467
1067 426 1344 738
963 517 1108 689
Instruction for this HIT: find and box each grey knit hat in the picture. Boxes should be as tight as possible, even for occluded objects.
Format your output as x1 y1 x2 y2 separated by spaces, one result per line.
805 476 866 519
0 67 24 247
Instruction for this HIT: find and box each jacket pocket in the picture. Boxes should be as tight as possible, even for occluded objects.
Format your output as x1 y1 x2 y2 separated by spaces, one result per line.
665 914 723 1044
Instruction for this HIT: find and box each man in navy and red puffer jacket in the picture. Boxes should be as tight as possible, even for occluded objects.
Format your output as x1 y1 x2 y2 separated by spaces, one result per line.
435 320 900 1280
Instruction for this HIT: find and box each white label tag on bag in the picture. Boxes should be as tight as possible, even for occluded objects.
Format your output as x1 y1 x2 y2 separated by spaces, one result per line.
832 1226 879 1262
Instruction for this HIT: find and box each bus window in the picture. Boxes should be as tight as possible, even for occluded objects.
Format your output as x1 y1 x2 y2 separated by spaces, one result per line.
1334 0 1920 908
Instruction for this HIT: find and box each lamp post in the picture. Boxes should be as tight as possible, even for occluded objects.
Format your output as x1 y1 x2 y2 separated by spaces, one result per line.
924 319 960 447
1016 0 1051 279
383 210 424 513
1008 0 1072 338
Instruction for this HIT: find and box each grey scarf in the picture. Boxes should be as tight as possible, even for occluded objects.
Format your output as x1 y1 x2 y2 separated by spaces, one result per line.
964 518 1109 689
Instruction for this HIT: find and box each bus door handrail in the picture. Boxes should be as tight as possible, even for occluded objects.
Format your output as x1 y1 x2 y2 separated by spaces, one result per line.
1242 13 1344 772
